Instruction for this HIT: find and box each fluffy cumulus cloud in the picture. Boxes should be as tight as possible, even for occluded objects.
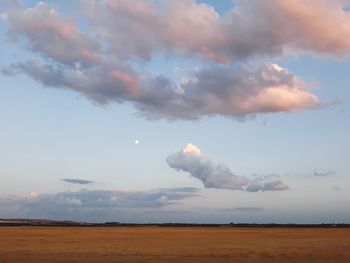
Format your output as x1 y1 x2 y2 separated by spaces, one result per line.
4 59 319 119
84 0 225 62
84 0 350 60
2 0 349 119
2 2 100 66
220 0 350 59
0 0 20 8
167 144 289 192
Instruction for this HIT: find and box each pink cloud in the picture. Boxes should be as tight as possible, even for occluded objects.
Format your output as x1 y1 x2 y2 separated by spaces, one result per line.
3 1 337 120
29 192 38 198
108 70 140 96
10 59 319 119
223 0 350 58
3 2 100 65
5 0 350 65
84 0 350 61
274 0 350 55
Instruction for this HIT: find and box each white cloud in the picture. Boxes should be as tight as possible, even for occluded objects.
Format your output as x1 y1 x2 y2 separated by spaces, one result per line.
167 144 289 192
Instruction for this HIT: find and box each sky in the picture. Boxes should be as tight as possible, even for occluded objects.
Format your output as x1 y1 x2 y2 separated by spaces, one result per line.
0 0 349 224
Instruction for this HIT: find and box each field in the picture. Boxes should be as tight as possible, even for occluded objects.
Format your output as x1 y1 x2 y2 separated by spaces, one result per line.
1 227 350 262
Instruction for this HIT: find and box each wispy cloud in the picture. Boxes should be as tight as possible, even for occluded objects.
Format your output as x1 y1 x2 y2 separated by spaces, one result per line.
313 171 334 177
233 207 265 212
167 143 289 192
61 178 96 185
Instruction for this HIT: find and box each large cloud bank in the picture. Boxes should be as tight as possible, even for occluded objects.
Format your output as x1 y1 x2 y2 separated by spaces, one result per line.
0 187 199 222
25 187 199 208
167 144 289 192
2 0 345 119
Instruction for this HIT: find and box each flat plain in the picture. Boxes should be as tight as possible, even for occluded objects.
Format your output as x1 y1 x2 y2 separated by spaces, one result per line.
0 227 350 263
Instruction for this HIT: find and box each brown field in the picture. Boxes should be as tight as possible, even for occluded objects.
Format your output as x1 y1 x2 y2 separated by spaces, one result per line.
1 227 350 263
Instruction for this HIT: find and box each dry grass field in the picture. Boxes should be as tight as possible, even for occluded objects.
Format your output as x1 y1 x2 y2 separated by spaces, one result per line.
0 227 350 263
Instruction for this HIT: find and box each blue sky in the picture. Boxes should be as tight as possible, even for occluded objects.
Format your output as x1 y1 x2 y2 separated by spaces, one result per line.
0 0 349 223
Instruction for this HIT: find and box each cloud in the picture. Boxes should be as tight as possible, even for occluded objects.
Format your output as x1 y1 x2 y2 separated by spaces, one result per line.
6 0 346 62
30 188 198 208
5 59 319 120
138 63 319 119
167 144 289 192
84 0 225 62
0 1 324 120
2 2 100 66
61 178 96 185
29 192 38 198
0 188 199 221
233 207 264 212
219 0 350 59
334 186 341 191
246 175 289 192
83 0 350 60
3 1 350 62
0 0 20 9
313 171 334 177
197 206 265 213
